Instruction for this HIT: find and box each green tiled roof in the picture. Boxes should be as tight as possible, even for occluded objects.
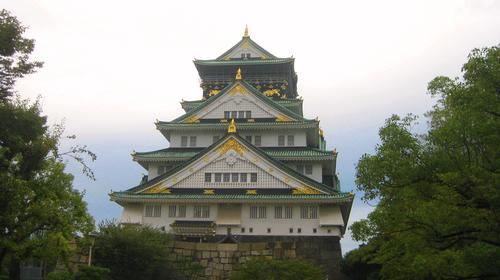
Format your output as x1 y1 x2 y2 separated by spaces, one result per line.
110 192 353 203
133 147 336 162
169 81 307 124
194 58 293 66
156 120 318 132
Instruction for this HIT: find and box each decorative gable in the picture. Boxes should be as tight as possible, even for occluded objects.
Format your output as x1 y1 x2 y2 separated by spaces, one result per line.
180 82 297 123
138 136 324 195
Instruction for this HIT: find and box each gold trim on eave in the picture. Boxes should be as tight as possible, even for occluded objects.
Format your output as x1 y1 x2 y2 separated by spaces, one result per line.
184 115 200 123
246 189 257 195
144 185 171 194
204 189 215 195
276 114 292 122
292 186 322 195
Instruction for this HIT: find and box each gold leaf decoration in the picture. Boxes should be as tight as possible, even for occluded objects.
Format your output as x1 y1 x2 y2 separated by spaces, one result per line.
228 84 248 96
203 189 215 195
246 189 257 195
218 138 246 156
263 89 280 97
292 186 322 195
184 115 200 123
276 114 292 122
208 89 221 97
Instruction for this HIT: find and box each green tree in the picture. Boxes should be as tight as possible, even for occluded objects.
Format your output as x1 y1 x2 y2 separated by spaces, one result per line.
350 45 500 279
0 10 95 279
230 258 324 280
0 9 43 100
92 222 182 280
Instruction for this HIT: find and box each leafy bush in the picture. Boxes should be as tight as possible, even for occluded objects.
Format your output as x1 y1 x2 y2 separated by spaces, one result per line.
92 221 179 280
46 271 73 280
231 258 324 280
73 265 110 280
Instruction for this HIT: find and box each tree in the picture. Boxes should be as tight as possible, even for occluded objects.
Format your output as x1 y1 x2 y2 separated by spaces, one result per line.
0 9 43 100
230 258 324 280
0 10 95 279
350 45 500 279
92 222 183 280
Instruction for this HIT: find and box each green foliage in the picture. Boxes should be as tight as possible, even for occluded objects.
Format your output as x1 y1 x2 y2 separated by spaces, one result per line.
230 258 324 280
0 9 95 279
341 245 380 280
93 221 183 280
46 270 73 280
350 45 500 279
73 265 110 280
0 9 43 100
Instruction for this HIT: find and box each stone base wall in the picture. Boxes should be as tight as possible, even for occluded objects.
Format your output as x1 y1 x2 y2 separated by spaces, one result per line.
168 236 342 280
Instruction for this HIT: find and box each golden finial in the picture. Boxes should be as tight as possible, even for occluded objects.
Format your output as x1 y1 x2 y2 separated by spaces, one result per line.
243 25 249 37
319 128 324 137
235 68 242 80
228 119 237 133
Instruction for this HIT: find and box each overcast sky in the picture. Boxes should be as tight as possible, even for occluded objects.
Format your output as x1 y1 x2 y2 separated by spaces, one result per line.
3 0 499 253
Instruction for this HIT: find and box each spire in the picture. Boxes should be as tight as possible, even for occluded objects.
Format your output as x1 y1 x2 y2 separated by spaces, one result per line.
235 68 242 80
243 25 249 37
228 119 237 133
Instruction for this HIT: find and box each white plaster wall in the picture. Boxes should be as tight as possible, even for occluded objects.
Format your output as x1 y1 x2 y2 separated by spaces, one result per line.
120 203 143 224
132 203 342 237
202 98 275 119
227 48 264 59
284 162 323 182
169 131 307 148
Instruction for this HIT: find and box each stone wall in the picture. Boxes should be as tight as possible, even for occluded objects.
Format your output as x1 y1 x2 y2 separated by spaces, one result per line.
168 236 342 280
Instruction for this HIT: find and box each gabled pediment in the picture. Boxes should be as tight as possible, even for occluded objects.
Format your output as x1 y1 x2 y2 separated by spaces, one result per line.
136 135 333 195
216 36 277 61
172 81 303 124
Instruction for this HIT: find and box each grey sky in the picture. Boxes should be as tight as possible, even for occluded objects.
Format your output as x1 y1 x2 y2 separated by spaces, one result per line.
3 0 499 253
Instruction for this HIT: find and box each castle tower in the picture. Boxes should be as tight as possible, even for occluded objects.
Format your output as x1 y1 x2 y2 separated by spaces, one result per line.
110 28 353 278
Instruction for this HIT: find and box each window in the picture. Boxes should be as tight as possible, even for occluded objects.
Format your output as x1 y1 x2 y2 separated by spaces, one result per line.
297 228 302 233
238 111 245 118
267 228 271 233
300 206 318 219
287 135 294 146
246 53 251 58
278 135 285 146
231 173 239 182
189 136 197 147
305 165 313 175
214 173 222 182
241 53 245 59
259 206 267 218
168 205 176 217
250 206 267 219
250 173 257 182
240 173 247 182
224 111 230 119
245 135 252 143
241 227 245 233
213 135 220 143
274 206 283 219
284 206 293 219
249 228 253 233
231 111 237 118
202 206 210 218
250 206 257 219
178 205 186 217
296 164 304 174
181 136 188 147
327 229 332 233
245 111 252 118
223 173 230 182
145 205 161 217
194 205 210 218
313 228 317 234
289 228 293 233
205 173 212 182
254 135 261 146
